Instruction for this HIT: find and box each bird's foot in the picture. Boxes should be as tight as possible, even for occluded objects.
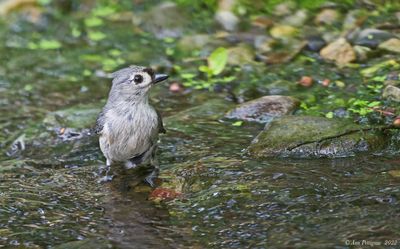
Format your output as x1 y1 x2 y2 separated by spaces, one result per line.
124 161 137 170
97 165 114 183
97 165 107 176
144 167 159 188
97 174 114 183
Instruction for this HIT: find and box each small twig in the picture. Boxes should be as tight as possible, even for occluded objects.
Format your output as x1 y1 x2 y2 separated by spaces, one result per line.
369 107 396 117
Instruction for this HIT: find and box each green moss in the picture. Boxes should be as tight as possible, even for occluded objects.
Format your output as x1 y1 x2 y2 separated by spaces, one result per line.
248 116 389 158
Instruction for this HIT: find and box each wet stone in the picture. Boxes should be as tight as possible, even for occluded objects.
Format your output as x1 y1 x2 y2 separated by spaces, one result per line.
320 38 356 66
227 44 255 66
382 85 400 102
315 9 340 25
178 34 212 52
43 104 101 129
270 25 298 39
254 35 273 53
353 45 371 61
305 35 326 52
215 0 239 31
385 71 400 86
282 10 308 27
354 28 395 48
141 2 188 38
225 95 300 123
248 116 390 158
378 38 400 54
165 98 234 132
215 10 239 31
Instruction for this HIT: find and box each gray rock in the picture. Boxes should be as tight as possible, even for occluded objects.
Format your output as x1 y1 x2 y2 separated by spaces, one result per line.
225 95 300 123
384 71 400 86
354 29 396 48
283 10 308 27
306 35 326 52
254 35 273 53
248 116 390 158
178 34 212 52
141 2 188 38
215 10 239 31
382 85 400 102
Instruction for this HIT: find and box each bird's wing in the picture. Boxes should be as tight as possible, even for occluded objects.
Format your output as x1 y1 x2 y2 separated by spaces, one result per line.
94 110 105 135
156 109 166 134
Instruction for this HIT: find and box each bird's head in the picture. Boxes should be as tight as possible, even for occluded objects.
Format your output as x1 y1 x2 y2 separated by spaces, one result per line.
109 65 169 102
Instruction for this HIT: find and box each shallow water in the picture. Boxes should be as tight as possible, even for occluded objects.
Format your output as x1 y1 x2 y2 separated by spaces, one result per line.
0 3 400 249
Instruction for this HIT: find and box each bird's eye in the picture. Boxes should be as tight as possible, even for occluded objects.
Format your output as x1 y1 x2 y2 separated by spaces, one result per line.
133 74 143 84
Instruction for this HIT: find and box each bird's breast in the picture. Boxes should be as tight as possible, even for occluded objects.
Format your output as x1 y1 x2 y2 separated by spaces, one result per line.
102 105 159 161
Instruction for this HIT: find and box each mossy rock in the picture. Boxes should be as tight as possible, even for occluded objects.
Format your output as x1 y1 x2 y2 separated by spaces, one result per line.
43 104 102 129
248 116 391 158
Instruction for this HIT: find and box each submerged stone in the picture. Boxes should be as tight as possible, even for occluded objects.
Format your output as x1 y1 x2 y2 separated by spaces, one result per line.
354 28 395 48
248 116 390 158
43 104 102 129
225 95 299 123
165 98 234 132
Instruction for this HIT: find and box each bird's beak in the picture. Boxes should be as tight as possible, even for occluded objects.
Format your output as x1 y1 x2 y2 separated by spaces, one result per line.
153 74 169 84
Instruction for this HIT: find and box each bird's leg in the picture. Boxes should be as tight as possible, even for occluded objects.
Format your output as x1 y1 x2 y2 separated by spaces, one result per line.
144 154 159 188
144 166 159 188
97 158 114 183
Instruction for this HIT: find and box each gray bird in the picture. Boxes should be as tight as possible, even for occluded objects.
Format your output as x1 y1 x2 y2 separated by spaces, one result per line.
95 65 168 186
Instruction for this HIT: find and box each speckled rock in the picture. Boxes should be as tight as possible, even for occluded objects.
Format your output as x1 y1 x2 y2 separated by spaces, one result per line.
215 0 239 31
227 44 255 65
379 38 400 54
320 38 356 66
382 85 400 102
270 25 298 39
225 95 300 123
248 116 389 158
315 9 340 25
